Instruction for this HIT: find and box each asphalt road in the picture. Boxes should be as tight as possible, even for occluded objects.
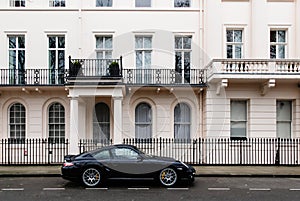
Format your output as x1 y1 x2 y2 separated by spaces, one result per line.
1 177 300 201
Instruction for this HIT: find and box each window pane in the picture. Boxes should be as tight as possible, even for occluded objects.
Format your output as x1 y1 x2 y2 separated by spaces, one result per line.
105 37 112 49
93 103 110 141
270 45 276 59
226 30 233 42
136 0 151 7
277 101 291 121
135 37 143 49
231 122 246 138
58 36 65 48
278 45 285 59
144 51 151 67
136 51 143 67
174 103 191 140
183 36 192 49
227 45 233 58
231 101 247 121
135 103 152 139
9 37 16 48
270 31 276 42
235 45 242 59
18 36 25 48
49 37 56 48
278 30 286 43
175 37 182 49
277 122 291 138
96 0 112 7
174 0 190 7
234 30 242 43
144 37 152 48
96 37 104 48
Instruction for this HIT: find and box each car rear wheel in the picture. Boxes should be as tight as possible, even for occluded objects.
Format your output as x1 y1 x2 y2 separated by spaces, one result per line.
159 168 177 187
82 167 101 187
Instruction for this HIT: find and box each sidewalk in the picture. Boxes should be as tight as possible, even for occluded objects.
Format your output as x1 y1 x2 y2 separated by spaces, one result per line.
0 165 300 177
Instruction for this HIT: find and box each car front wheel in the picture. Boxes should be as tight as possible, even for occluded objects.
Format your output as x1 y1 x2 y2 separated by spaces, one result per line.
159 168 177 187
82 167 101 187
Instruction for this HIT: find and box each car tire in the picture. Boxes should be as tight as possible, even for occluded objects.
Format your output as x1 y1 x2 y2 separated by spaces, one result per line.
82 167 102 187
159 167 177 187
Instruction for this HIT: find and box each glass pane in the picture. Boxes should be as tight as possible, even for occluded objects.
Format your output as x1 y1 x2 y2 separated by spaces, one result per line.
278 45 285 59
9 37 16 48
18 36 25 48
105 51 112 59
144 37 152 48
49 50 56 70
231 101 247 121
231 122 246 137
49 37 56 48
18 50 25 71
270 31 276 43
234 30 242 43
175 52 182 70
184 52 190 68
175 37 182 49
227 45 233 58
136 51 143 67
9 50 16 69
183 36 192 49
144 51 151 67
277 101 291 121
96 37 104 48
277 122 291 138
235 45 242 59
97 51 104 59
174 0 190 7
58 36 65 48
278 30 286 43
105 37 112 49
226 30 233 42
270 45 276 59
96 0 112 7
58 50 65 69
135 37 143 49
136 0 151 7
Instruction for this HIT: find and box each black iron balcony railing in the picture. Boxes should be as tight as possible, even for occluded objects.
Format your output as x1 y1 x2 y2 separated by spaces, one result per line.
69 56 123 78
0 69 68 86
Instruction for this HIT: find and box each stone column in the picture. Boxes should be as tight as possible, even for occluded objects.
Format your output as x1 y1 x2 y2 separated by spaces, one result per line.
112 96 123 144
69 96 79 154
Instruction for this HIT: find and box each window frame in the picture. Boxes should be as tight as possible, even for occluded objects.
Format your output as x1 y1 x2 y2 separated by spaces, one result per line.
93 102 111 142
48 102 65 143
270 29 287 59
10 0 25 7
135 35 152 69
95 35 113 59
174 103 191 141
9 103 26 140
48 35 66 84
135 102 152 139
276 100 292 139
49 0 66 7
230 100 248 140
226 29 244 59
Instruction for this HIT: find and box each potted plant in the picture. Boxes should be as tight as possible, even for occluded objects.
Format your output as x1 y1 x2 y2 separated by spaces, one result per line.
72 61 83 77
109 61 120 77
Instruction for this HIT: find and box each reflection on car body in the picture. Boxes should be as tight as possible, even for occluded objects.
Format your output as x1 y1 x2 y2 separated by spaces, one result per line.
61 144 195 187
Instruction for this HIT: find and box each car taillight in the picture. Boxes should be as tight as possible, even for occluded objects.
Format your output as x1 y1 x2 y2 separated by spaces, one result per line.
63 162 74 167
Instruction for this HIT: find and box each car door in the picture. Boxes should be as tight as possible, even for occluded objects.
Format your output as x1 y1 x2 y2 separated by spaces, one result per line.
109 147 143 178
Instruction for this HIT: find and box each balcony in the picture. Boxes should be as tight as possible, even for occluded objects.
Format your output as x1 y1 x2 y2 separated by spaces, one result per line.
206 59 300 82
0 69 67 86
68 57 207 86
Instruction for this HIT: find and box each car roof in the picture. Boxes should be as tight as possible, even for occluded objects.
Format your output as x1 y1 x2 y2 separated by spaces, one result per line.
88 144 141 154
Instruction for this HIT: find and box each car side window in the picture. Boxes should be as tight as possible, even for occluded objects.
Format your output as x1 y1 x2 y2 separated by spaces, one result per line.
112 148 139 160
93 150 111 160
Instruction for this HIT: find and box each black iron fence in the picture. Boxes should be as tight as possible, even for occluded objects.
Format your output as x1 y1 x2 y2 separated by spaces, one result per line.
0 138 69 165
78 139 113 154
122 138 300 165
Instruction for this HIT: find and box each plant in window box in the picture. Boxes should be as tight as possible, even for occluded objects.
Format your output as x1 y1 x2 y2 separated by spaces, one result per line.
109 61 120 77
72 61 83 77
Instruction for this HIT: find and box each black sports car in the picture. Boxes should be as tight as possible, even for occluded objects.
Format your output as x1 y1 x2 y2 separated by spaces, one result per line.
61 144 195 187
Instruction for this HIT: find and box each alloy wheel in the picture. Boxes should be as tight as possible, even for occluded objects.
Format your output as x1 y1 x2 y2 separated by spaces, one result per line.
82 168 101 187
159 168 177 187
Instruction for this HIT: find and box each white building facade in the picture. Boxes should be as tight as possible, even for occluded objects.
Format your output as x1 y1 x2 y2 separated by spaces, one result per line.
0 0 299 155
